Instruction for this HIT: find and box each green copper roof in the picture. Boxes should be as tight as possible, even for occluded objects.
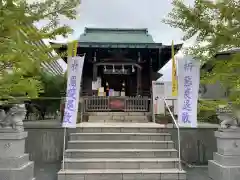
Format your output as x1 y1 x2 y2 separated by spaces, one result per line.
79 28 155 44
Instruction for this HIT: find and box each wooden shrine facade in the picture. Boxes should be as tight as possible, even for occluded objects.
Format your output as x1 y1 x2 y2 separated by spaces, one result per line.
53 28 181 97
53 28 181 112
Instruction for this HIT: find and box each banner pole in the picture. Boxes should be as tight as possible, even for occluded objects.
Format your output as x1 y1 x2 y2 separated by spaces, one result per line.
151 82 156 123
61 40 79 170
62 127 67 170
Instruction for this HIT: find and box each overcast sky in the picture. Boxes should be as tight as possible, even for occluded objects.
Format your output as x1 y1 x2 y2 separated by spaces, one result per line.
34 0 195 77
52 0 194 45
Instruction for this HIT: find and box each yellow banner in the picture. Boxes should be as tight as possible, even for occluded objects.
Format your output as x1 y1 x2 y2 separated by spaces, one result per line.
67 40 78 73
67 40 78 57
172 40 178 96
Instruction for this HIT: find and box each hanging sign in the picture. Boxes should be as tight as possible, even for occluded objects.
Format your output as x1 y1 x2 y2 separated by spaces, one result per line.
177 55 200 128
92 81 98 90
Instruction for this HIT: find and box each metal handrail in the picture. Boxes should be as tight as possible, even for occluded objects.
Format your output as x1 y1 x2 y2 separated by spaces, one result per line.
163 98 182 170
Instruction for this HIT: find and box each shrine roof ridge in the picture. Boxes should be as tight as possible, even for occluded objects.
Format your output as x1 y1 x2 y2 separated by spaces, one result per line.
52 41 182 49
76 41 163 48
84 27 149 34
79 27 155 44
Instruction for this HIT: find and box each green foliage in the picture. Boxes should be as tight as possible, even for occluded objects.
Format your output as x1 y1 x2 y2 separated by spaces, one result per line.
24 72 66 116
39 72 66 97
163 0 240 109
0 0 80 102
197 109 219 124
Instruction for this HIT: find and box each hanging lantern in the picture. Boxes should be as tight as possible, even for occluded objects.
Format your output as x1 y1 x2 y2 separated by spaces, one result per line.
112 65 115 72
138 52 141 62
94 52 97 62
122 81 125 91
122 65 125 72
132 65 135 72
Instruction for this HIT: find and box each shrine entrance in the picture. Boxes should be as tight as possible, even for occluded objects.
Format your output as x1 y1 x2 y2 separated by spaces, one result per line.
102 74 129 95
96 63 140 96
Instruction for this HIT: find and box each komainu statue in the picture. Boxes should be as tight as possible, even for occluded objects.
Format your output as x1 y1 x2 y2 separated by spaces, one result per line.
0 104 26 132
217 104 240 129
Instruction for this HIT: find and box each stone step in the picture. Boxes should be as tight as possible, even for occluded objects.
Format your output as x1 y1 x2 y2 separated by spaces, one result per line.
68 140 174 149
69 132 171 141
88 115 148 123
64 158 179 169
88 112 149 116
75 123 166 132
76 126 166 133
58 169 186 180
65 149 178 158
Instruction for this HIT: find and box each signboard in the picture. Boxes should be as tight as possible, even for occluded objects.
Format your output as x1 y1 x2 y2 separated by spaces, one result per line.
62 56 85 128
152 81 178 115
92 77 102 90
92 81 98 90
109 97 125 111
177 55 200 128
152 81 165 114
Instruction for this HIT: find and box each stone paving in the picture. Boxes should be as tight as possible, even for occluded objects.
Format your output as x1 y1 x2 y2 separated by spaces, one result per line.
35 163 211 180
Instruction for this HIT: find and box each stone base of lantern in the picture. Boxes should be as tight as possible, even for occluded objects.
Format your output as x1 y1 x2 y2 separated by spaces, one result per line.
208 128 240 180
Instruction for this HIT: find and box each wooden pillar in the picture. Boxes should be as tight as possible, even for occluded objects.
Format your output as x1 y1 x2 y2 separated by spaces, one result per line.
92 52 97 95
137 67 142 96
139 69 142 95
149 58 153 86
93 64 97 81
92 64 98 95
93 52 97 81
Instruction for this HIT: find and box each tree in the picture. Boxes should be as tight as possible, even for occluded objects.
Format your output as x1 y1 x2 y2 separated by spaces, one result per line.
39 72 67 98
163 0 240 110
24 72 67 119
0 0 80 102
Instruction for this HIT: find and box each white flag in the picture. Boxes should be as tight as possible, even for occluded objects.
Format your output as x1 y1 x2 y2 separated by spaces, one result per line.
178 55 200 128
62 56 85 128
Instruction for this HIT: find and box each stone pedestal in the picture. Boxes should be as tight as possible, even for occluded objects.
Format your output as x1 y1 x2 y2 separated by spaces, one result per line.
0 131 35 180
209 129 240 180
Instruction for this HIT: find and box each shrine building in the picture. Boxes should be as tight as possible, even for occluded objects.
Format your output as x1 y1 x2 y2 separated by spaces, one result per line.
52 28 181 113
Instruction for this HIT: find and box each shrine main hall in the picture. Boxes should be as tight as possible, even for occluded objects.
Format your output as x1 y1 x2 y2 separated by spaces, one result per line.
53 28 181 113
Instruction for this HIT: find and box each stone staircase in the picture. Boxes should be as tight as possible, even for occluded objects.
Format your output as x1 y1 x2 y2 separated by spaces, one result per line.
58 123 186 180
88 112 150 123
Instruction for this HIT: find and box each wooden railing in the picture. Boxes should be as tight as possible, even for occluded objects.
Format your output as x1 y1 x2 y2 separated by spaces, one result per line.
82 96 150 112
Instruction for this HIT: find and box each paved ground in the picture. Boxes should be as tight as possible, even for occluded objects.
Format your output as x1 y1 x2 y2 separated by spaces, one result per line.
35 163 211 180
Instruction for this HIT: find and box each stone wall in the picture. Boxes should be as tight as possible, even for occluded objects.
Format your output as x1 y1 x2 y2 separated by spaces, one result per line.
167 124 218 165
24 121 64 163
201 81 227 99
24 121 218 165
